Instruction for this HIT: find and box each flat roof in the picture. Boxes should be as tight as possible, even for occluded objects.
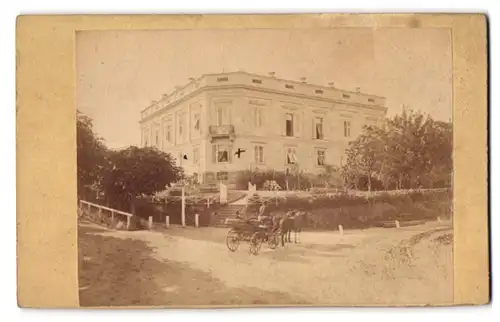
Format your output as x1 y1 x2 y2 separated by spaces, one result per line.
140 71 387 118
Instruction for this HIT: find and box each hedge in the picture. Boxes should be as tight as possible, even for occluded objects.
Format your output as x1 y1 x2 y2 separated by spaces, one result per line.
243 189 452 230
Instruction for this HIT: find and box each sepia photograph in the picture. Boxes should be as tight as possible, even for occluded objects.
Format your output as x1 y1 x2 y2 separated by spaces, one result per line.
76 27 454 307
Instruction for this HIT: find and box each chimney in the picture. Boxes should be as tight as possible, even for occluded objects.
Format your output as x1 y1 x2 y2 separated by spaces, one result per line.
268 72 276 77
188 77 195 82
300 76 307 83
328 82 335 87
356 87 361 93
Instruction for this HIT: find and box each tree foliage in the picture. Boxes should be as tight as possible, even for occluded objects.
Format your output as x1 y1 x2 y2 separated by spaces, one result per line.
102 146 184 209
77 112 184 210
77 110 108 196
341 108 452 190
317 164 342 188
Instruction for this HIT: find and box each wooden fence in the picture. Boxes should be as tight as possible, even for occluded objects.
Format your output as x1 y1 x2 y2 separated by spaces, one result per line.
79 200 136 229
78 199 203 229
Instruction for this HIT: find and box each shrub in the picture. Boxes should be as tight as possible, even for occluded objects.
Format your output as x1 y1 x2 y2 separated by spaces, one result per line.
371 203 399 220
263 180 282 191
128 216 149 231
235 170 316 191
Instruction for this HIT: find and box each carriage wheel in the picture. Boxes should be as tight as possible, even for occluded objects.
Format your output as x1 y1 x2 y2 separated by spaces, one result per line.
226 229 240 252
249 232 263 255
268 232 279 250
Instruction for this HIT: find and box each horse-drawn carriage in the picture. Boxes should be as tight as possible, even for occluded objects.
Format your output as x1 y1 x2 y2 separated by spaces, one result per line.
225 218 280 255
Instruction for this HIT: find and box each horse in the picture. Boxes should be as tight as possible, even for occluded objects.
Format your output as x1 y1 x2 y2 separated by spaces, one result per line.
275 211 295 247
290 211 306 244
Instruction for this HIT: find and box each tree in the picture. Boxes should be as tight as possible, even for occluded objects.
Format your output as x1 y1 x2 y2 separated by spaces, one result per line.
77 110 108 197
318 164 342 188
341 108 452 190
419 120 453 187
101 146 184 211
341 125 383 191
383 108 452 189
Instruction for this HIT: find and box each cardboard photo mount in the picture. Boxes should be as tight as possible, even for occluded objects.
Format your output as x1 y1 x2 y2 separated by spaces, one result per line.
16 13 489 308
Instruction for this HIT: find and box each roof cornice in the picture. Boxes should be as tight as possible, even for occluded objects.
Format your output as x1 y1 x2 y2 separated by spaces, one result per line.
139 83 387 124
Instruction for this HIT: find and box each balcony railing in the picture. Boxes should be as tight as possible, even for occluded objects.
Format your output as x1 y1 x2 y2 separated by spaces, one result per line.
208 125 236 141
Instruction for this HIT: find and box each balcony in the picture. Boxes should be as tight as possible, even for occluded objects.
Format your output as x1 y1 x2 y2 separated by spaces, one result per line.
209 125 236 141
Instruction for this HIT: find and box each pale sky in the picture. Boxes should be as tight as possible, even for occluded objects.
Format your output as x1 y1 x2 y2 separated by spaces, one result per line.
76 28 452 149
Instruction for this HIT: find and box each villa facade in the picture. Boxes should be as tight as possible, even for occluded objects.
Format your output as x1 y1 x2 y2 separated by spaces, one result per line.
139 71 387 186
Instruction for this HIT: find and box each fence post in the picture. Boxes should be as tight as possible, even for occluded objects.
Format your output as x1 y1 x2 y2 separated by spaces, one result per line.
148 216 153 230
126 216 131 229
195 214 199 228
181 187 186 227
111 211 115 222
338 225 344 236
165 216 170 228
437 216 441 223
98 208 102 220
395 220 400 229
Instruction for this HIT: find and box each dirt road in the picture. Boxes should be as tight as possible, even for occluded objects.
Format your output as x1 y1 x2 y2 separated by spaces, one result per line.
79 221 453 307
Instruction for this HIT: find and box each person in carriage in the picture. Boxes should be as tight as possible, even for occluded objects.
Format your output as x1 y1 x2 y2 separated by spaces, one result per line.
256 201 274 232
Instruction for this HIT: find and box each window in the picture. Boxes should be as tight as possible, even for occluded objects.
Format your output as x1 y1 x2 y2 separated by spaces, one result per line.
316 150 326 166
368 98 375 103
343 94 350 99
216 171 229 181
344 120 351 137
286 147 297 165
179 118 184 138
215 103 231 126
314 117 324 139
165 124 172 143
193 147 199 164
315 89 324 94
217 107 223 125
252 79 262 84
285 113 294 137
216 106 228 125
155 128 160 147
216 145 229 163
143 129 149 147
285 84 294 89
217 77 229 82
193 113 200 131
177 114 188 141
254 145 264 164
254 108 262 128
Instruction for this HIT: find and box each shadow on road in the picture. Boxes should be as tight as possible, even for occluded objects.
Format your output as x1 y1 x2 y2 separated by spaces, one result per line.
79 225 308 307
